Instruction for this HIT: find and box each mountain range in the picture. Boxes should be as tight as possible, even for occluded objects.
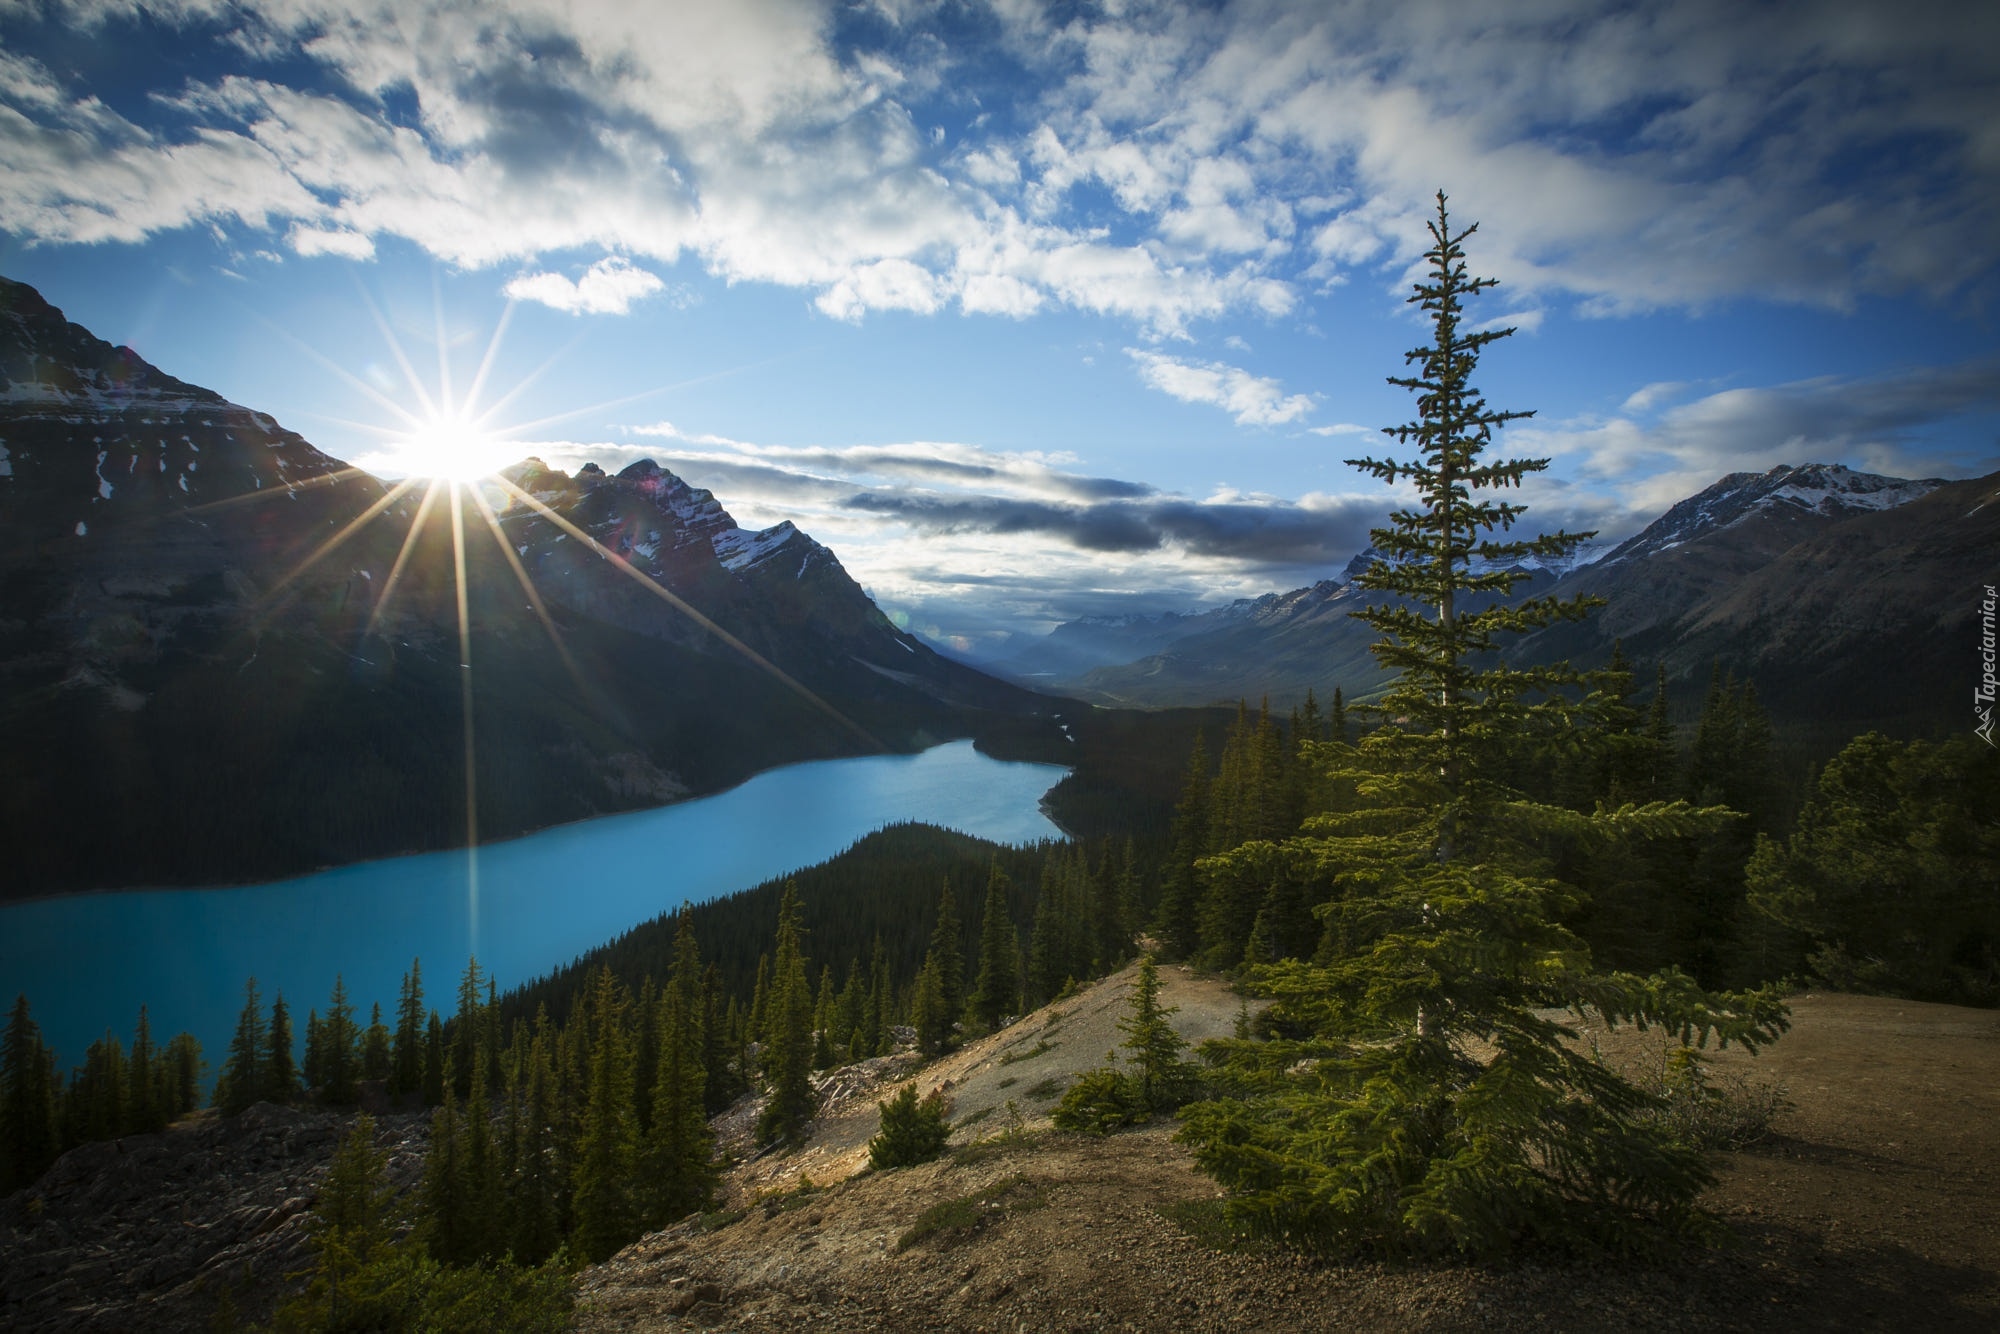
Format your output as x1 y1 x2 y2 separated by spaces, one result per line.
0 277 1049 899
986 462 1997 738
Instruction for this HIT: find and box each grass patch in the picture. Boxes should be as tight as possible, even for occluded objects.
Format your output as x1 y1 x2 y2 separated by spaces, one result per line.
694 1207 747 1234
1629 1044 1792 1151
757 1176 825 1219
895 1175 1048 1252
956 1104 996 1130
1024 1075 1069 1100
999 1040 1056 1067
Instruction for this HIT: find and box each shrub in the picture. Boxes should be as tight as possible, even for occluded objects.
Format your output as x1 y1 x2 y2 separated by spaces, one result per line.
869 1085 951 1169
1050 1066 1146 1135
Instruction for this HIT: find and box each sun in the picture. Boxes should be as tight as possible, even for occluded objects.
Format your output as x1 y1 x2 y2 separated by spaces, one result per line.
386 411 519 481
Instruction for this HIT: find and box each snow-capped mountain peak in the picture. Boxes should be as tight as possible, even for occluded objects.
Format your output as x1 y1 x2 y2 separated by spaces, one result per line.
1599 463 1944 565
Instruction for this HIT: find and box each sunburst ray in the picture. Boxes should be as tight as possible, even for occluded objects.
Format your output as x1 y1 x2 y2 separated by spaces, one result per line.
449 480 481 950
491 475 880 750
254 476 424 610
364 477 446 638
183 465 375 516
465 479 596 702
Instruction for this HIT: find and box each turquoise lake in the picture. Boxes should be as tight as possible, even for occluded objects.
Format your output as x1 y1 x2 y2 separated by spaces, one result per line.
1 740 1068 1073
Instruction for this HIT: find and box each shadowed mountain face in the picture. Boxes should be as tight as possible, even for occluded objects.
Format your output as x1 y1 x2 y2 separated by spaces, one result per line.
1024 463 1988 738
0 277 1051 899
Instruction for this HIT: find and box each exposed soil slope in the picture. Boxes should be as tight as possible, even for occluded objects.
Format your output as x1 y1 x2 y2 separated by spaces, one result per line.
581 972 2000 1333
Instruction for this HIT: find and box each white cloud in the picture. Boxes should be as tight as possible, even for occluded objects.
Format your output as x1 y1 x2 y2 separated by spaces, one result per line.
503 257 666 315
2 0 1995 333
287 224 375 259
513 424 1387 641
1307 422 1372 437
1127 349 1316 426
1513 354 2000 533
1620 380 1690 414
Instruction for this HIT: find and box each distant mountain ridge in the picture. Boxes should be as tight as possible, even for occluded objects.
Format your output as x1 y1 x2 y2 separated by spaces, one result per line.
0 275 1052 898
1015 462 1988 736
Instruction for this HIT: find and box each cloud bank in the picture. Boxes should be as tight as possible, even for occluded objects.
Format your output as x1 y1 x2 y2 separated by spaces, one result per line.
1 0 1993 335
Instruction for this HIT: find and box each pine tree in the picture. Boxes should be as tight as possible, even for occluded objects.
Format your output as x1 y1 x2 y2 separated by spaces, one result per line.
302 1009 326 1095
968 862 1022 1032
1154 734 1211 959
391 959 425 1099
508 1023 564 1265
811 965 838 1070
632 975 661 1131
647 967 715 1224
747 953 772 1047
127 1006 159 1136
218 978 266 1115
76 1032 126 1143
756 883 818 1143
867 936 893 1057
928 883 965 1030
911 882 967 1053
421 1079 477 1265
1748 733 2000 1005
1025 856 1066 1009
321 976 360 1105
1179 193 1789 1259
161 1032 203 1122
837 959 867 1062
1116 956 1191 1111
867 1084 950 1169
451 958 485 1101
422 1012 447 1107
700 963 737 1114
362 1003 392 1084
571 967 640 1262
299 1115 402 1329
266 994 299 1103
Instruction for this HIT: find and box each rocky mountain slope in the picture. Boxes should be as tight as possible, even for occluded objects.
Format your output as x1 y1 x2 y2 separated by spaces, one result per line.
0 276 1052 898
1029 463 1985 736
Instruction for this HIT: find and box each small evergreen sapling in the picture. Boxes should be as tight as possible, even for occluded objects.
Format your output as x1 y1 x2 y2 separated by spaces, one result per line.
1053 956 1196 1134
869 1084 951 1169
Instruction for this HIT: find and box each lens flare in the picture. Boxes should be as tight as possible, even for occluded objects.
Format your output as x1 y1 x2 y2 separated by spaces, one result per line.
389 413 519 481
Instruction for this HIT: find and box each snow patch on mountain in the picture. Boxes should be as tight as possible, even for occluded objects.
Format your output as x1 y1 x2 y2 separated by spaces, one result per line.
713 521 800 572
1599 463 1943 566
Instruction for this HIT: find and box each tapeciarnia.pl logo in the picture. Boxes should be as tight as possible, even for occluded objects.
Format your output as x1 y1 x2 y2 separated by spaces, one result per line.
1978 583 1997 748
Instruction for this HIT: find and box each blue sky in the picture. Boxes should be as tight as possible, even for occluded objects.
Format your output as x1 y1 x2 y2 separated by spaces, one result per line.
2 0 1996 652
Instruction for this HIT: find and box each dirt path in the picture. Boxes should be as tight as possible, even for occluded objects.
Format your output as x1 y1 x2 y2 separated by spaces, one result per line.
581 976 2000 1333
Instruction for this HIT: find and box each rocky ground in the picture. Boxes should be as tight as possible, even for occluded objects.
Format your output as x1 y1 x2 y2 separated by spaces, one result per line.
0 1102 430 1332
580 970 2000 1334
2 970 1995 1332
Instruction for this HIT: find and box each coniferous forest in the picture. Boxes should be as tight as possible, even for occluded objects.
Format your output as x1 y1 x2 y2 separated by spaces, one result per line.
4 195 1997 1323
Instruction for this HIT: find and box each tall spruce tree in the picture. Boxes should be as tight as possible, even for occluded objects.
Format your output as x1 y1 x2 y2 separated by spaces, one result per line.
391 959 425 1099
755 883 817 1144
1154 734 1212 960
571 967 640 1262
266 994 299 1103
362 1003 392 1084
648 963 715 1224
320 976 360 1105
1179 193 1789 1259
218 978 266 1115
127 1006 158 1136
968 862 1022 1032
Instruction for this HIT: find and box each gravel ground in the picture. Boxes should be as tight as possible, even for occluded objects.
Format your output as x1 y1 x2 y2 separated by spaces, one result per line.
578 972 2000 1333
